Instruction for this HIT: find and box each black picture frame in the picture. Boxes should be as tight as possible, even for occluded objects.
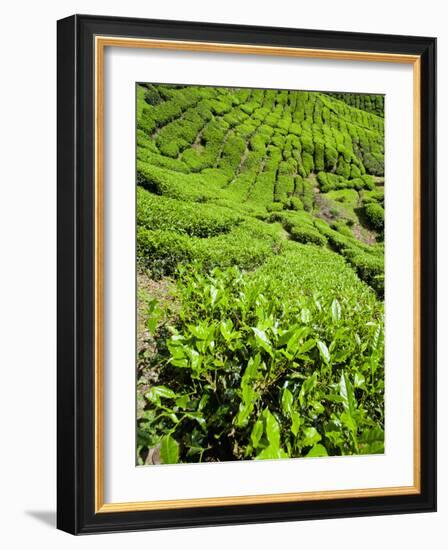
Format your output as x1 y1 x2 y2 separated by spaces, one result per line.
57 14 436 535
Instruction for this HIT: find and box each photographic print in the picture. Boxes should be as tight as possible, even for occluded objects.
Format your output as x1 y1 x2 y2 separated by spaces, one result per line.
57 16 436 532
136 83 385 465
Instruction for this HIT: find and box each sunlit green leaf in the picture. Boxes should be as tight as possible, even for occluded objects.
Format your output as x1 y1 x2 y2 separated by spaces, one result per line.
299 372 318 406
135 100 386 465
306 443 328 457
291 411 302 437
175 395 189 409
263 408 280 448
281 388 294 416
317 340 330 364
340 372 357 418
302 426 322 447
354 372 366 389
301 308 311 323
160 435 179 464
331 298 341 321
185 412 207 428
298 339 316 355
145 385 176 404
250 419 264 448
252 327 273 356
255 446 289 460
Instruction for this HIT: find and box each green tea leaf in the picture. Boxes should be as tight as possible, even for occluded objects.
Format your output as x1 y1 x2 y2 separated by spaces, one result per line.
281 388 294 416
317 340 330 364
359 427 384 454
340 372 357 418
250 419 264 448
175 394 189 409
220 319 235 341
252 327 270 345
209 285 218 306
331 298 341 321
299 372 318 406
185 412 207 428
302 426 321 447
146 385 176 403
245 353 261 379
306 443 328 457
255 446 289 460
301 308 311 323
242 383 255 404
340 411 357 434
160 435 179 464
263 408 280 448
252 327 273 356
277 327 297 347
354 372 366 389
298 339 316 355
290 410 302 436
146 298 162 335
236 401 253 428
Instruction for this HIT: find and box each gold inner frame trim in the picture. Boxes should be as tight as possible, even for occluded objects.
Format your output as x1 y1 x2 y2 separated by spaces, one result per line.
94 35 421 513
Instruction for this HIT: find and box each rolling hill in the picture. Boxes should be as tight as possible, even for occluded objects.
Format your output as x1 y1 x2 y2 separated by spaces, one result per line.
136 83 385 465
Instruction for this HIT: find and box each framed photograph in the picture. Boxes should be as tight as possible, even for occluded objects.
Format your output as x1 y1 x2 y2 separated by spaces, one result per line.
57 14 436 534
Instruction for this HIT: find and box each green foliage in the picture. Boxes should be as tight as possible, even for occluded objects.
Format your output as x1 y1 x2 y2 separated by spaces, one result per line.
317 172 377 193
364 202 385 231
138 218 284 278
362 187 384 206
287 196 304 211
325 92 385 117
269 210 327 246
137 161 226 201
160 435 179 464
314 219 384 297
137 187 241 238
138 263 384 463
135 83 386 464
294 176 314 212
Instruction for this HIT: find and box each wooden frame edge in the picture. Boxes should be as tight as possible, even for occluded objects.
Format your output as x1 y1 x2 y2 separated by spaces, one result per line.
94 36 422 514
97 486 420 513
95 36 105 513
413 57 422 494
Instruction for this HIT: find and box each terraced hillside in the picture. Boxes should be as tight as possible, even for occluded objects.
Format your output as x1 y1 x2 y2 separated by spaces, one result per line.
136 84 385 465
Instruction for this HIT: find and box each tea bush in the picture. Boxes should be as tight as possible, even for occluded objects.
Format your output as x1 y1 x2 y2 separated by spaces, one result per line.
314 219 384 296
138 261 384 463
135 83 386 464
138 219 284 277
364 202 385 231
137 187 242 237
326 92 385 117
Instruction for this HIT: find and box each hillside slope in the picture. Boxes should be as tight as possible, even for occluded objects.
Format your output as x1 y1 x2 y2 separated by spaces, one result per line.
137 84 385 295
136 84 385 465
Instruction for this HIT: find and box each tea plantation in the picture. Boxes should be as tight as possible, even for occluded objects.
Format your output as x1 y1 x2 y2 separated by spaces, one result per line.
136 84 385 465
